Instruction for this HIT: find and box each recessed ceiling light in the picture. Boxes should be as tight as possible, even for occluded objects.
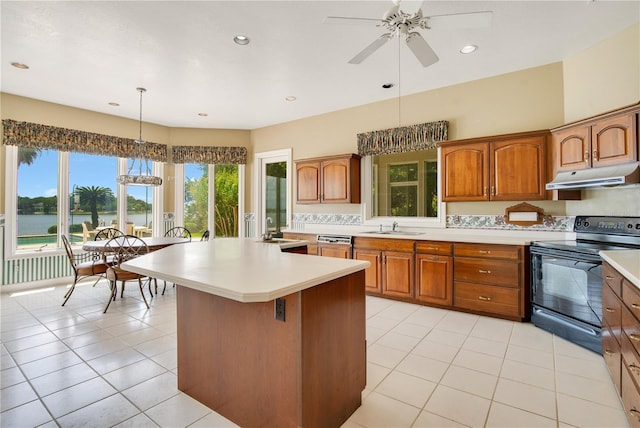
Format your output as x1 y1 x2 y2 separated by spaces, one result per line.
285 96 297 102
198 113 208 117
108 102 120 107
459 45 478 54
233 35 250 45
11 62 29 69
382 83 394 89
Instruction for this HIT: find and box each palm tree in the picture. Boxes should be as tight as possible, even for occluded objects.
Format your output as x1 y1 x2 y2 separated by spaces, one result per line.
18 147 41 167
76 186 114 228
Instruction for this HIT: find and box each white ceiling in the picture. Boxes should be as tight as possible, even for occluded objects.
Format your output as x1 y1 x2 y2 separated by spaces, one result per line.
1 1 638 130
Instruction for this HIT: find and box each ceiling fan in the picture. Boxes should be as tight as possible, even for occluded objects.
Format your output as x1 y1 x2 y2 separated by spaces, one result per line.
325 1 492 68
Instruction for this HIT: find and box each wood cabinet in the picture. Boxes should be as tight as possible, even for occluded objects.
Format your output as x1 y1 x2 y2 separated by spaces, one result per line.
552 106 638 173
282 232 318 255
295 154 361 204
604 261 640 427
415 241 453 307
440 130 549 202
318 245 351 259
452 243 526 320
353 238 414 299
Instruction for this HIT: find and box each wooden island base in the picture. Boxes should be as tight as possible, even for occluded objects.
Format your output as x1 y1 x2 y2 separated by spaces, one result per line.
176 271 366 428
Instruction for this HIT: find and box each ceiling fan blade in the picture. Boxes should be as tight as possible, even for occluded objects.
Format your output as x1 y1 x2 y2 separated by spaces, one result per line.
324 16 380 26
426 11 493 30
405 32 439 67
348 35 391 64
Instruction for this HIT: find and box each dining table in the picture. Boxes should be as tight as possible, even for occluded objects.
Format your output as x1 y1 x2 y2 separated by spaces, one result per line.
82 236 190 253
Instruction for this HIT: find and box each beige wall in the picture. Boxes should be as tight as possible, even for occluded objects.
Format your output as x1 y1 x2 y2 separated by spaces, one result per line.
563 23 639 123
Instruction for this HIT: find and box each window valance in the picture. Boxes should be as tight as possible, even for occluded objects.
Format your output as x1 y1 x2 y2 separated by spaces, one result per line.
2 119 168 162
172 145 247 165
357 120 448 156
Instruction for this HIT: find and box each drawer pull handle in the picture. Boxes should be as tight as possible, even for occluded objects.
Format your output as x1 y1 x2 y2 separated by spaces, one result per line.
630 334 640 342
604 349 614 356
629 409 640 420
605 275 615 280
478 269 492 274
593 150 598 161
604 307 616 313
478 296 492 301
584 151 590 162
632 304 640 310
479 250 491 254
629 364 640 374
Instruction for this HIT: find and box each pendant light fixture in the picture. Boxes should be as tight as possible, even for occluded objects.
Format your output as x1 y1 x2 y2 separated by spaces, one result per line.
116 87 163 186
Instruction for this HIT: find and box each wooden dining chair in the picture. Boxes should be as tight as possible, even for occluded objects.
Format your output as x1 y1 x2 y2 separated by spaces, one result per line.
61 234 109 306
94 227 124 241
103 235 151 313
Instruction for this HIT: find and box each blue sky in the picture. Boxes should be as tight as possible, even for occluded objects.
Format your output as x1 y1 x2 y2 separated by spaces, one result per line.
18 149 204 200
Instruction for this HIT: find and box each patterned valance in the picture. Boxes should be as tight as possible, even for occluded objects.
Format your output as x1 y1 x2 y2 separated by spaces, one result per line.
2 119 167 162
357 120 448 156
172 145 247 165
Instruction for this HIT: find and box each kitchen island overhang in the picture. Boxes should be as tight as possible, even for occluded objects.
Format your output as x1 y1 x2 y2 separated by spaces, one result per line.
121 238 370 428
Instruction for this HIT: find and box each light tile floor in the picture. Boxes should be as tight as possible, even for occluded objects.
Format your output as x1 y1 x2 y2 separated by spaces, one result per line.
0 279 629 427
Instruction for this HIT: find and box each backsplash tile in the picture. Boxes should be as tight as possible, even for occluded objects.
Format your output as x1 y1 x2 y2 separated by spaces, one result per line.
292 213 362 230
447 215 574 232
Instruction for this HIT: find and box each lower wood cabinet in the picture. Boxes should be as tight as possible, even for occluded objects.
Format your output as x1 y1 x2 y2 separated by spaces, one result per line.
282 232 318 255
604 261 640 427
415 241 453 306
453 243 526 320
353 238 414 299
318 245 351 259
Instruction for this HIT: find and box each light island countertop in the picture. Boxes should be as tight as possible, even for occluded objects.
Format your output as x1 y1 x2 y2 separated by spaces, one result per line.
600 250 640 288
121 238 369 302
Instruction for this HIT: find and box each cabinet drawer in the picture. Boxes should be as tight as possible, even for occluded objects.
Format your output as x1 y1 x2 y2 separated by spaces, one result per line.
454 258 519 287
622 304 640 357
454 243 521 260
353 237 414 252
604 262 624 298
624 280 640 323
622 355 640 428
454 281 520 317
604 283 623 344
415 241 452 256
603 323 621 394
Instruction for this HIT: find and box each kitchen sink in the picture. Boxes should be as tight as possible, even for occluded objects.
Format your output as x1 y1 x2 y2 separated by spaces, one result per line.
362 231 425 236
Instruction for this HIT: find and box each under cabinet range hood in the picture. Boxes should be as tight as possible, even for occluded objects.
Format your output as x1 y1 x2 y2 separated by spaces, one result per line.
546 162 640 190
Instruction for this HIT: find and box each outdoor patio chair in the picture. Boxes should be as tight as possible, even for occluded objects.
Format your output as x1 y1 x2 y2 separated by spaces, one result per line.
201 230 210 241
81 221 98 243
103 235 151 313
61 234 109 306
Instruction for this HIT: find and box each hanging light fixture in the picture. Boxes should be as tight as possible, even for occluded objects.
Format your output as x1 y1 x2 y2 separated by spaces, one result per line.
116 87 163 186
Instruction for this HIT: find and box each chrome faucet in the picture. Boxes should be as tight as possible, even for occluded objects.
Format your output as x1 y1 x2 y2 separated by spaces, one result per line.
392 221 399 232
262 217 273 241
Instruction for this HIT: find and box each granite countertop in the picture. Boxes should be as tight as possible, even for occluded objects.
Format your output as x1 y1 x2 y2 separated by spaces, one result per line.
121 238 369 302
600 250 640 288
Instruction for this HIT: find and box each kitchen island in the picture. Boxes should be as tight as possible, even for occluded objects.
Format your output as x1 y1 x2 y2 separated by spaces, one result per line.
121 238 370 428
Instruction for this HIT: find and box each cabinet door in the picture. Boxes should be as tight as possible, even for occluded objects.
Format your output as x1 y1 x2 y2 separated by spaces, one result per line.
296 161 320 204
491 136 547 200
382 251 414 298
321 158 351 203
591 112 638 168
353 249 382 293
415 254 452 306
552 125 591 172
441 143 489 201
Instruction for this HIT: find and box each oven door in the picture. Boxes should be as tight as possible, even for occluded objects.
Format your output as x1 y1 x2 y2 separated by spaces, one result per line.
530 246 603 353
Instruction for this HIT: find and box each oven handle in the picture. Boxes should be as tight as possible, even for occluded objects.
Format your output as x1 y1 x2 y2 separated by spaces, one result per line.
530 246 603 263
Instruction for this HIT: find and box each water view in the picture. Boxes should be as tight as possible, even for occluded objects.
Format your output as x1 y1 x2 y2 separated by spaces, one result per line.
18 213 153 236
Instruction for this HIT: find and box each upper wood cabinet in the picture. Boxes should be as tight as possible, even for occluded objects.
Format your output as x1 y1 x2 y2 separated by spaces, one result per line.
552 105 639 173
295 154 361 204
440 130 549 202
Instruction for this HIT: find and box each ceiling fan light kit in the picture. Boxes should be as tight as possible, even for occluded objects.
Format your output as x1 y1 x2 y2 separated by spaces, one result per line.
329 1 492 67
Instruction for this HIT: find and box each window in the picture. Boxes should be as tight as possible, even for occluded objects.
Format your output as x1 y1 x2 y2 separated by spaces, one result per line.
177 163 242 239
368 149 441 222
254 149 291 239
16 148 60 249
6 145 162 255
